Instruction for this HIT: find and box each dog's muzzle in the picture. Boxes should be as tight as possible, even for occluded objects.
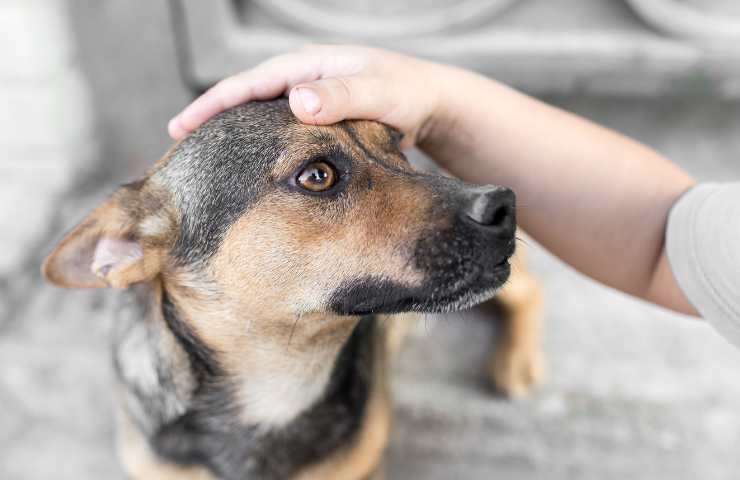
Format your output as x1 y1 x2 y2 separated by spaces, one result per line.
330 183 517 315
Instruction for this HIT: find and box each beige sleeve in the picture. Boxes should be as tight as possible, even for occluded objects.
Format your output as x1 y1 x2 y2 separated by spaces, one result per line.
666 183 740 348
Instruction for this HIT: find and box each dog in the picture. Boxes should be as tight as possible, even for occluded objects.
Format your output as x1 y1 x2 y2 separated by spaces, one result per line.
43 99 544 480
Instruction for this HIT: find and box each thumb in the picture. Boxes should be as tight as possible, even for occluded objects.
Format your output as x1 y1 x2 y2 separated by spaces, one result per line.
288 76 392 126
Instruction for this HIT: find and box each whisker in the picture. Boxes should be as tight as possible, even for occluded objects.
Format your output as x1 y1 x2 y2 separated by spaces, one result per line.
288 312 302 346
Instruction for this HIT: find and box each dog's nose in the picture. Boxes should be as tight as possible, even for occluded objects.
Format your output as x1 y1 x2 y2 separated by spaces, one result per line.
464 186 516 235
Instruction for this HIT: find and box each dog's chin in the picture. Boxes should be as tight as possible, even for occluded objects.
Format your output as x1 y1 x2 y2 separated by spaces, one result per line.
329 262 511 316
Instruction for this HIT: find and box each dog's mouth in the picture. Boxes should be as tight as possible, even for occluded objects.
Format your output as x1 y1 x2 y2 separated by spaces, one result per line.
329 260 511 316
330 203 517 316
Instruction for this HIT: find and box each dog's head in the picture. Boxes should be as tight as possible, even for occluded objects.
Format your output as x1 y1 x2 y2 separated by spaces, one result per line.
43 100 515 319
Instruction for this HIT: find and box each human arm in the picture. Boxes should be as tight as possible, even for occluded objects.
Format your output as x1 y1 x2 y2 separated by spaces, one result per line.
666 183 740 344
419 68 697 315
168 45 697 315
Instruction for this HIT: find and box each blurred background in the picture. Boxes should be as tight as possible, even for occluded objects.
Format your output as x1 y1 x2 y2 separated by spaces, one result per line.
2 1 740 478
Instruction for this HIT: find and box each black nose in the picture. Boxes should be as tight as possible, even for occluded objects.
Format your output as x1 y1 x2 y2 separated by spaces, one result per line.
464 186 516 236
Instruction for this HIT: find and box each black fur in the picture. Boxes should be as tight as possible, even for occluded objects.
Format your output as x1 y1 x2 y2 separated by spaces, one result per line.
149 306 377 480
330 215 514 315
157 100 297 264
113 285 196 435
161 291 221 380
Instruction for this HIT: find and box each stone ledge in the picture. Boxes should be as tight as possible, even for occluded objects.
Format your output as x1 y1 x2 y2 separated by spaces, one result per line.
176 0 740 97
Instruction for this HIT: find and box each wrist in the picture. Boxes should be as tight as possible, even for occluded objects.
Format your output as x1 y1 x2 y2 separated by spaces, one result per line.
415 63 482 155
416 66 513 165
413 61 461 148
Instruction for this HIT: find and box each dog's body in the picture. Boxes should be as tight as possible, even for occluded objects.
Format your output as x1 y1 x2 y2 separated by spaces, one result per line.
43 100 543 479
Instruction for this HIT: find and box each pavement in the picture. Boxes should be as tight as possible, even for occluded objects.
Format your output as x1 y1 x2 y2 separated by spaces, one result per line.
2 2 740 479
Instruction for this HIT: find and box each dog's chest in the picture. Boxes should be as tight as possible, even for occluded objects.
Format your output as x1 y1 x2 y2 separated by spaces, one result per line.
113 289 378 480
232 340 346 427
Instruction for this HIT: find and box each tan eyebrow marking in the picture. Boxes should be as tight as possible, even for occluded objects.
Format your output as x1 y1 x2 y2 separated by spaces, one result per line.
339 123 411 173
269 125 357 181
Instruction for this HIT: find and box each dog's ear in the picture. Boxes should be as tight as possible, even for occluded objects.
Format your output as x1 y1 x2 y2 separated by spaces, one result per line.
42 186 171 289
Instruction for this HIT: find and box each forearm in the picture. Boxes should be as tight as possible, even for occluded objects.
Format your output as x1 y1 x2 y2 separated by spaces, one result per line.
420 66 696 312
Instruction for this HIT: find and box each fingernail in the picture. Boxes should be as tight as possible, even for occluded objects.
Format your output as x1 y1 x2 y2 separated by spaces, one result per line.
296 87 321 115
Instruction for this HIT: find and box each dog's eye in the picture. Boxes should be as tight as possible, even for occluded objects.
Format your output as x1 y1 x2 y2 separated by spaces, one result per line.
296 161 337 192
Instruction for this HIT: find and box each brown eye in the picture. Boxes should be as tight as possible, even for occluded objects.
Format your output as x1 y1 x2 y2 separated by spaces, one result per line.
296 161 337 192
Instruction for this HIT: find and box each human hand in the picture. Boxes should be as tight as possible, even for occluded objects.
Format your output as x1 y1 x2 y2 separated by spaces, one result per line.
168 45 448 148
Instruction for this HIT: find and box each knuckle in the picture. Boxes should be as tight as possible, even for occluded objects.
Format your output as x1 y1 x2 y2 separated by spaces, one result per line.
333 76 353 101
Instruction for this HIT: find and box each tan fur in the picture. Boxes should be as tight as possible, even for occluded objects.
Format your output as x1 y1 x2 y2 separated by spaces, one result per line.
43 201 123 288
42 184 175 290
487 246 546 397
294 320 393 480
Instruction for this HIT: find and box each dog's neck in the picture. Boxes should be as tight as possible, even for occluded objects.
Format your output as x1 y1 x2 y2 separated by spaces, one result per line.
162 275 362 427
114 278 380 479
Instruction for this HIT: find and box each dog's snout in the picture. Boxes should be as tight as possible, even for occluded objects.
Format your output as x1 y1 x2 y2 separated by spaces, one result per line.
464 186 516 235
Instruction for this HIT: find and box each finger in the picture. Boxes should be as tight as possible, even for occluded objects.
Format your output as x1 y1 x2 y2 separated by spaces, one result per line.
288 75 394 126
168 53 323 139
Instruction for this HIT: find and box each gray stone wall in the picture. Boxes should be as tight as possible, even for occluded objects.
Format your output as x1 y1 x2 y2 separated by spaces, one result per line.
179 0 740 97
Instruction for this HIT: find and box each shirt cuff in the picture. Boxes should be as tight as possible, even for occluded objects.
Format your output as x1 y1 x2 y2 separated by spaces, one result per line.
666 183 740 348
